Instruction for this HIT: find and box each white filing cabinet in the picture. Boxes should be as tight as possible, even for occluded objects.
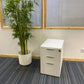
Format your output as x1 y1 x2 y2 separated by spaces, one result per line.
40 39 64 77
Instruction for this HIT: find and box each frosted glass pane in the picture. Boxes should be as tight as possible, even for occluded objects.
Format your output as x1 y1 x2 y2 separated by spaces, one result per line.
1 0 9 26
47 0 61 26
1 0 41 27
31 0 41 26
47 0 84 27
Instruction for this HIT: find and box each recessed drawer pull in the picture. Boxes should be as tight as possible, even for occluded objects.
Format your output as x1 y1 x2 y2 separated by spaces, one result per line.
46 63 54 65
47 56 54 59
46 49 55 51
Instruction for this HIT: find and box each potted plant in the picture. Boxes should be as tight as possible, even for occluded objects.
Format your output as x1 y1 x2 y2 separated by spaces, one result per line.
3 0 38 65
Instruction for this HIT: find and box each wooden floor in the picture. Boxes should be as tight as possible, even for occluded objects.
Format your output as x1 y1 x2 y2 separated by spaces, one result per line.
0 57 84 84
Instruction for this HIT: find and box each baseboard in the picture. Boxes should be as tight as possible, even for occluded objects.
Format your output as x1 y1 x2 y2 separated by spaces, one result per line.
0 54 18 58
0 54 84 61
63 57 84 62
0 54 40 59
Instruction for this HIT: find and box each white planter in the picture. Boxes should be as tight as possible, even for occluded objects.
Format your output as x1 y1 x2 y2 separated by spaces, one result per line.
18 52 32 66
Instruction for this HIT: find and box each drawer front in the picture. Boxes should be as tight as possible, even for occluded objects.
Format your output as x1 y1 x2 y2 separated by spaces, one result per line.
41 62 61 76
45 48 59 56
41 48 61 57
45 55 61 64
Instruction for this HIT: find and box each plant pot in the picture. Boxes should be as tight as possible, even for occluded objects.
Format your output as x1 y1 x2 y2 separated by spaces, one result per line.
18 52 32 66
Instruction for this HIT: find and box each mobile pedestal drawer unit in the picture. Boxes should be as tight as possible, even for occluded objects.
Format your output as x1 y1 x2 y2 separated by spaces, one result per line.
40 39 64 77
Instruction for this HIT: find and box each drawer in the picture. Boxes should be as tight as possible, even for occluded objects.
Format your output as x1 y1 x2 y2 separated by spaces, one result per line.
42 62 61 77
40 48 61 56
45 55 61 64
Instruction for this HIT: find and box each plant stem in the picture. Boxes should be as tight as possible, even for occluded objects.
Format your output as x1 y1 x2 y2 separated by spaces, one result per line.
25 39 28 54
17 9 25 55
21 43 25 55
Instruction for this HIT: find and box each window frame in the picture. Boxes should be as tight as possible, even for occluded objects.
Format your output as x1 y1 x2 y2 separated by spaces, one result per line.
0 0 43 29
44 0 84 29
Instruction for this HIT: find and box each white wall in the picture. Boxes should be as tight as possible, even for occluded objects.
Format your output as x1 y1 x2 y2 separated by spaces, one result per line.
0 23 84 58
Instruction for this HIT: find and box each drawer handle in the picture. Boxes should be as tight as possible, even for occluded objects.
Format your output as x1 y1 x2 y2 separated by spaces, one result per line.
46 49 55 51
47 56 54 59
46 63 54 65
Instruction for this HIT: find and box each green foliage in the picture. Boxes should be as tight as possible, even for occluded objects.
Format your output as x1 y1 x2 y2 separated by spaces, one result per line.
3 0 38 55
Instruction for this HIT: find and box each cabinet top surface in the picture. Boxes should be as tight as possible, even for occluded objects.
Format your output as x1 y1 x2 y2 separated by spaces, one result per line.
41 39 64 49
